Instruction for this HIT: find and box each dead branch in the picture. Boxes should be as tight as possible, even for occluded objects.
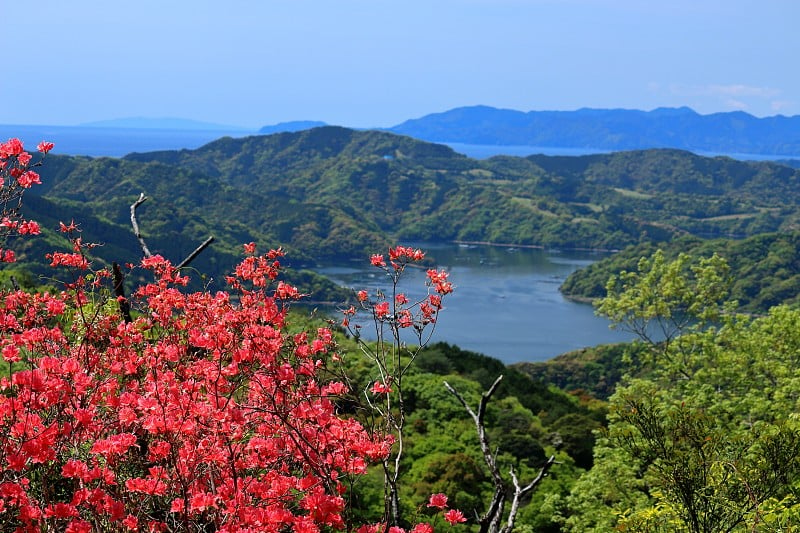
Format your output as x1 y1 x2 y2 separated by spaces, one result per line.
445 375 505 480
444 375 556 533
501 457 556 533
130 193 152 258
445 376 505 533
175 236 215 270
112 262 132 323
129 192 214 270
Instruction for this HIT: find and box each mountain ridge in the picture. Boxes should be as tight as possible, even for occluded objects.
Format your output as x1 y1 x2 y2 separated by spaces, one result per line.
389 105 800 156
21 127 800 279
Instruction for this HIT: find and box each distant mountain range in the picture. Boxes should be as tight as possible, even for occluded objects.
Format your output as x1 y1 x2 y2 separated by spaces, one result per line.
4 106 800 159
388 106 800 156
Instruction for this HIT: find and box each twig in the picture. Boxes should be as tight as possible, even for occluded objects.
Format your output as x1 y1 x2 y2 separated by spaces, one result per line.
501 457 556 533
175 236 214 270
445 375 506 533
445 375 557 533
129 192 214 269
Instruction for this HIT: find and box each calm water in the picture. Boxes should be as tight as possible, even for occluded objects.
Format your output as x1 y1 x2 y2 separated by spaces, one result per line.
444 142 800 161
317 244 635 364
0 124 253 157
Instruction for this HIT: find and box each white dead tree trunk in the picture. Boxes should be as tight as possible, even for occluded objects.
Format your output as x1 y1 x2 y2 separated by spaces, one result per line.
444 375 556 533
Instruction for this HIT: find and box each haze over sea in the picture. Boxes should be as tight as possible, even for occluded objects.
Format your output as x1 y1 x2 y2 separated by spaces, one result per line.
1 124 795 162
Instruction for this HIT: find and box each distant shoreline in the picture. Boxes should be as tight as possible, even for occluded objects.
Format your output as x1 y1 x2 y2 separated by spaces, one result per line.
452 240 620 253
2 124 799 162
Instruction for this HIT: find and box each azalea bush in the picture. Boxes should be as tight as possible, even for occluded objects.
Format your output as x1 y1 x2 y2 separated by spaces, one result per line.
341 246 453 526
0 138 467 532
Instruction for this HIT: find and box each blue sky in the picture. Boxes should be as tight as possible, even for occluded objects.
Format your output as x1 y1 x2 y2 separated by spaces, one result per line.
3 0 797 128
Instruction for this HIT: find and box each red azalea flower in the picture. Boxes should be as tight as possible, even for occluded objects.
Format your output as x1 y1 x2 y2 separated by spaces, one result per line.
371 381 393 394
444 509 466 525
37 140 54 153
427 493 448 509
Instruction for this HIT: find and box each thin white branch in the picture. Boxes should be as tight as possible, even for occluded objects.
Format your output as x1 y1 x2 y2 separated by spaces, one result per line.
130 193 152 258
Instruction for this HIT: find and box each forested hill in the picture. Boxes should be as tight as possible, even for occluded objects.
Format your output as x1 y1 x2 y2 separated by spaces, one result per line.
390 105 800 155
121 127 800 247
561 231 800 313
17 126 800 290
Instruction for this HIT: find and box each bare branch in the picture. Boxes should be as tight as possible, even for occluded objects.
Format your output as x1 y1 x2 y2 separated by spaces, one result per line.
175 235 214 270
444 375 504 484
130 193 214 269
501 456 557 533
445 375 506 533
447 375 557 533
130 193 152 258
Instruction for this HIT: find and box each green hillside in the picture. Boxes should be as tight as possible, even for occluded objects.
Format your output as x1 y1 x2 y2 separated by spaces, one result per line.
560 231 800 313
14 127 800 301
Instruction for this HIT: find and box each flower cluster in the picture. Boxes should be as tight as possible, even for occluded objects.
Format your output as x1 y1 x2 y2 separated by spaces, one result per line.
0 243 391 531
0 138 51 262
348 246 452 334
338 246 461 529
427 493 467 525
0 138 466 532
355 493 467 532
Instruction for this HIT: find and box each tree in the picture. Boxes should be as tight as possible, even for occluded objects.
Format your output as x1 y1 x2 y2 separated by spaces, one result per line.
561 250 800 532
339 246 457 527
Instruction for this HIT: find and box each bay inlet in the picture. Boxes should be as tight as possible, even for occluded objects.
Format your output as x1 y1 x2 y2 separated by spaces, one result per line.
315 243 635 364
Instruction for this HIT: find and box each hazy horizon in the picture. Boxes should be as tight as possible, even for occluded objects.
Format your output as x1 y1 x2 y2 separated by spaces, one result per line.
3 104 799 132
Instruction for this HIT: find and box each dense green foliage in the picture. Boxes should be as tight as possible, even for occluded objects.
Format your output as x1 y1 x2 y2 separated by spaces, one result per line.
561 231 800 313
330 339 603 530
555 251 800 532
514 343 649 401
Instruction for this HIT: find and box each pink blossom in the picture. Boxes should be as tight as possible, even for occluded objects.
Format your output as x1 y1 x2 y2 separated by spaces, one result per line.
374 301 390 318
37 141 54 153
17 170 41 188
444 509 467 525
371 381 392 394
427 493 448 509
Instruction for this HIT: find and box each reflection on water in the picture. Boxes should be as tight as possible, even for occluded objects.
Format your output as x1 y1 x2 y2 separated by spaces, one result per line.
316 243 635 364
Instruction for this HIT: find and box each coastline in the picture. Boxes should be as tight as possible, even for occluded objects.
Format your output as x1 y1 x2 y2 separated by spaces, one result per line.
452 240 620 253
